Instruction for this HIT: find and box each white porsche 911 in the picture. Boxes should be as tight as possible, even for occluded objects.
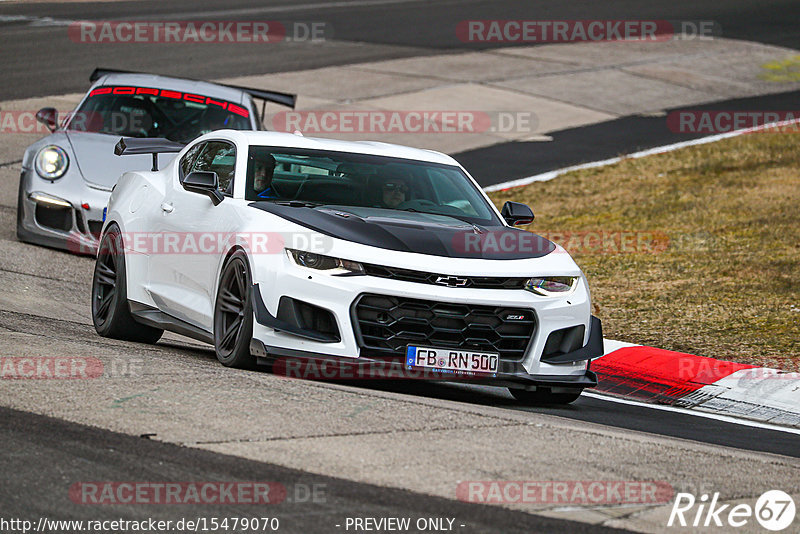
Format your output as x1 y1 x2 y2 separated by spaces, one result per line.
92 130 603 404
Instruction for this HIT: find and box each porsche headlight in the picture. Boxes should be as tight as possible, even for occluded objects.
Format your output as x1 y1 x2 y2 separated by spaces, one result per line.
524 276 579 296
286 249 364 274
34 145 69 180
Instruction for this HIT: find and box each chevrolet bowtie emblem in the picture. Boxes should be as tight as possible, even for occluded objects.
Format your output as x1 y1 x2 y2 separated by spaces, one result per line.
435 276 468 287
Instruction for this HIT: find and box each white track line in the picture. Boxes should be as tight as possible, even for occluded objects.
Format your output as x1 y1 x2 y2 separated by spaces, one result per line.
0 15 73 26
582 391 800 436
0 0 434 26
484 117 800 192
600 339 638 355
174 0 435 18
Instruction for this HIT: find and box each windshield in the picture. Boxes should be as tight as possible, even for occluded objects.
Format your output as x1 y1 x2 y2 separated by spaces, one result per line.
245 146 501 225
66 85 252 144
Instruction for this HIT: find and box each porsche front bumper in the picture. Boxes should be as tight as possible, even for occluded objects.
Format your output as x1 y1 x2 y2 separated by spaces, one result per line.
16 168 109 255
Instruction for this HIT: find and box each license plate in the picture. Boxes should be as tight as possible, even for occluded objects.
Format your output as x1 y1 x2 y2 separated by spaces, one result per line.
406 345 499 374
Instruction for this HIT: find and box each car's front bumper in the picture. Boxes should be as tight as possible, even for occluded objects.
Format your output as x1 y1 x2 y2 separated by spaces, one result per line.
16 168 109 255
249 254 602 389
250 337 599 390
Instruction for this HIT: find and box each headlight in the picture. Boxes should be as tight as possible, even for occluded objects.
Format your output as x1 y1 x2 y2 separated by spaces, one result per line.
34 145 69 180
524 276 578 296
286 249 364 275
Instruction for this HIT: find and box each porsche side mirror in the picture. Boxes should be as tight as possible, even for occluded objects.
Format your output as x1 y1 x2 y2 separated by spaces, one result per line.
183 171 224 206
501 201 534 226
36 107 58 132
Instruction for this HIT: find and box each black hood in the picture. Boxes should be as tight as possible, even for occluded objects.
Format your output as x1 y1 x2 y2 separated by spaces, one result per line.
249 203 556 260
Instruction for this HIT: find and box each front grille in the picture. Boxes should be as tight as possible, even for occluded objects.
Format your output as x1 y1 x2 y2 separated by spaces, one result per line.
362 263 528 290
34 204 72 232
353 294 536 362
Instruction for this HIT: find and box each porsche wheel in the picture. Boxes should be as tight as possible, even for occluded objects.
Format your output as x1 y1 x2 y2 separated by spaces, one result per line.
509 387 582 405
92 225 163 343
213 251 255 368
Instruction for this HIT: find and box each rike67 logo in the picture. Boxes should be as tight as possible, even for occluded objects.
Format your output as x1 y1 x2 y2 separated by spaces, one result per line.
668 490 796 531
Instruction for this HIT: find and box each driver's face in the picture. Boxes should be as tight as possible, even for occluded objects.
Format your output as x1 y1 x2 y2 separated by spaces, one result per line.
253 161 270 191
382 180 408 208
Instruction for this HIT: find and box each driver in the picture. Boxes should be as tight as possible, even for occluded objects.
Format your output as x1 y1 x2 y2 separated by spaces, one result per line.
203 108 231 134
252 154 278 199
376 170 410 209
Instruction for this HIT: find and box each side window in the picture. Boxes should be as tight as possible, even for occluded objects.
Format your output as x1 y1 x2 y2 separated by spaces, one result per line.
191 141 236 194
180 142 205 181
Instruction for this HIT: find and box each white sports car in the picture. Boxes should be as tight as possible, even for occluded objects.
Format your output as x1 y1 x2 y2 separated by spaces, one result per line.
92 130 603 404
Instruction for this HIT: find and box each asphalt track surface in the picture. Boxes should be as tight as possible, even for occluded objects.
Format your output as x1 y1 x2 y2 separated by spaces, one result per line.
1 0 799 101
357 382 800 459
1 0 799 530
456 88 800 186
0 0 800 100
2 0 799 185
0 406 632 534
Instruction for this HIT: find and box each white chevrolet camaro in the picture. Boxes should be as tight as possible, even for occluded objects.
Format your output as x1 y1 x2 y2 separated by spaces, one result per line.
92 130 603 404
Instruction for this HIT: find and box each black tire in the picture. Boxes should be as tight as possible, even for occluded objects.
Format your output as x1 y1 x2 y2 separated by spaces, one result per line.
91 225 163 343
509 387 582 405
213 250 255 368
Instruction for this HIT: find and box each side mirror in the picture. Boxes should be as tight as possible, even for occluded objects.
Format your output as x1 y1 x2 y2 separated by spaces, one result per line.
501 201 534 226
182 171 224 205
36 107 58 132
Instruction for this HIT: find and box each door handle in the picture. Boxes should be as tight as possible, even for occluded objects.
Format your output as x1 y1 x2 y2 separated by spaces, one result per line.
160 202 174 213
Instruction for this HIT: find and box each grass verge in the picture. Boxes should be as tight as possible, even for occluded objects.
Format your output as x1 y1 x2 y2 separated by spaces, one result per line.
488 132 799 368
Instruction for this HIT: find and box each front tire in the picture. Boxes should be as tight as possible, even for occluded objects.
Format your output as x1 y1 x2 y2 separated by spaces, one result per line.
92 225 163 343
213 251 255 368
509 387 582 405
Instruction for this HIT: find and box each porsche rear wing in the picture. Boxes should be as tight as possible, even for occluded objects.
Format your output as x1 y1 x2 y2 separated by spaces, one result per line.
90 68 297 109
114 137 185 171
